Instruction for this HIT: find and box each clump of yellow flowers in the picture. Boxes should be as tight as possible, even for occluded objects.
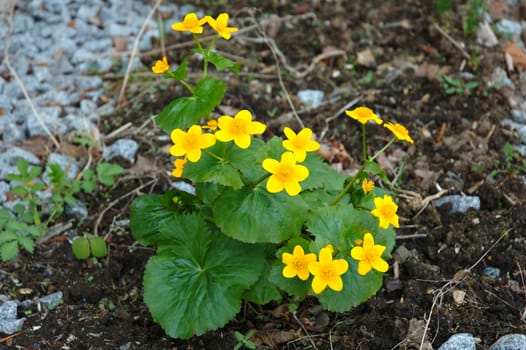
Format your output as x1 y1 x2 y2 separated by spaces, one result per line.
131 11 413 340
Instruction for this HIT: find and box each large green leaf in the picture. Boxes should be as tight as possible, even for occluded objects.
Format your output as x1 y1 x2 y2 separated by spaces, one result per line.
156 77 227 132
183 142 248 189
129 190 197 246
243 260 282 305
306 203 396 311
213 187 308 243
143 214 265 339
193 49 240 73
300 153 347 192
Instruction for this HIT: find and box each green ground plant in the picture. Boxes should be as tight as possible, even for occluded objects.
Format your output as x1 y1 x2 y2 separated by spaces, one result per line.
130 12 414 340
0 158 123 261
438 74 478 95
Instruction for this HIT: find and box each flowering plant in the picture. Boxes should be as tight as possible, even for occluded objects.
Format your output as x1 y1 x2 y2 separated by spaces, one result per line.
130 12 412 340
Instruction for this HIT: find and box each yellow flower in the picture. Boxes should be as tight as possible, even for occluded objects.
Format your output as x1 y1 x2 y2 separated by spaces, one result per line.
207 13 238 40
371 195 400 229
345 107 382 125
350 233 389 275
204 120 218 131
171 13 207 34
282 127 320 162
215 110 266 149
262 152 309 196
383 122 414 144
361 179 374 194
169 125 216 162
282 245 317 281
308 247 349 294
152 56 170 74
171 158 187 177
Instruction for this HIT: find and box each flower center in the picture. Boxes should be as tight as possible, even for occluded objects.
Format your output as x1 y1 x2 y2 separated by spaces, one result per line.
184 135 200 150
320 264 336 282
231 120 247 135
277 164 294 181
381 204 395 219
185 18 198 28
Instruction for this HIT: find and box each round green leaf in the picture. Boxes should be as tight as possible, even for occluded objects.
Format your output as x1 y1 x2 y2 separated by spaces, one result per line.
89 236 107 258
143 214 265 339
72 237 90 260
213 187 309 243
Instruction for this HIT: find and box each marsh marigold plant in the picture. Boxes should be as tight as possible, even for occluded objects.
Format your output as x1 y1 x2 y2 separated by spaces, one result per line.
131 11 413 340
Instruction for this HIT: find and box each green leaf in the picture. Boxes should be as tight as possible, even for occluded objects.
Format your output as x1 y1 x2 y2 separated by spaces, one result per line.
363 159 391 185
80 169 96 192
16 158 29 177
48 163 65 186
156 77 227 132
0 231 18 244
89 236 107 258
213 187 309 243
183 142 245 189
206 51 240 73
143 214 265 339
172 58 189 81
0 240 19 261
300 153 347 191
243 259 282 305
72 236 90 260
96 163 124 186
17 236 35 254
306 203 396 312
129 191 187 246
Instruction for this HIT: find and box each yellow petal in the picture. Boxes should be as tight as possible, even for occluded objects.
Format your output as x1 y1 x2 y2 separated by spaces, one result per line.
283 127 296 140
371 258 389 273
318 247 333 264
350 246 365 261
293 164 309 181
333 259 349 275
186 148 202 162
297 268 310 281
234 134 251 149
363 233 375 248
357 261 372 276
311 276 327 294
284 180 301 196
266 175 284 193
282 265 297 278
199 133 216 148
308 261 321 275
247 120 266 135
327 276 343 292
282 252 293 265
262 158 280 174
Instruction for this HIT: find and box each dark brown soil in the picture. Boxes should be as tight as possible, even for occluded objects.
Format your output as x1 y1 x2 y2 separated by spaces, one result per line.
3 1 526 349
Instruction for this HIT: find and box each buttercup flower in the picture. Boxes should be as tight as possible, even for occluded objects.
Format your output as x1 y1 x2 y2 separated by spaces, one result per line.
171 13 207 34
262 152 309 196
282 127 320 162
362 179 374 194
345 107 382 125
204 120 218 131
207 13 238 40
308 247 349 294
350 233 389 275
215 110 266 149
152 56 170 74
384 122 414 144
282 245 317 280
170 125 216 162
171 158 187 177
371 194 400 229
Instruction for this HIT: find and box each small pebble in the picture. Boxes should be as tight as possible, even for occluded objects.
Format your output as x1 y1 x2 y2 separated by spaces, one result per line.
490 334 526 350
433 195 480 214
297 89 324 108
438 333 476 350
483 266 501 279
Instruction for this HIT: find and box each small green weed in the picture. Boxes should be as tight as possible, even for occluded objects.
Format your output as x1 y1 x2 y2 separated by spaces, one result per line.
233 330 256 350
0 158 123 261
437 74 478 95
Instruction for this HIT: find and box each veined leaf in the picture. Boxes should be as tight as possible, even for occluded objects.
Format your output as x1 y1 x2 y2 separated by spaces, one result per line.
213 187 308 243
143 214 265 339
156 77 227 132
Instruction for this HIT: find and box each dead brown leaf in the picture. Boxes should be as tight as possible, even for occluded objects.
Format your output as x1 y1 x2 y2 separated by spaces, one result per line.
414 61 450 80
503 41 526 68
113 37 129 52
18 135 54 159
318 139 352 169
357 48 376 67
128 155 159 175
254 329 302 348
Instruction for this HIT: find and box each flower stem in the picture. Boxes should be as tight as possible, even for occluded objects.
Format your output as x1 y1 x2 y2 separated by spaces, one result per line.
369 137 395 162
330 163 366 206
193 34 208 78
250 173 271 188
361 123 367 161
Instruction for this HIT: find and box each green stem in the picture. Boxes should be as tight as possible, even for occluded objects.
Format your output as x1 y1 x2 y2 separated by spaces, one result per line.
361 123 367 161
179 79 194 94
204 149 224 162
330 163 366 206
250 173 271 188
369 137 395 162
